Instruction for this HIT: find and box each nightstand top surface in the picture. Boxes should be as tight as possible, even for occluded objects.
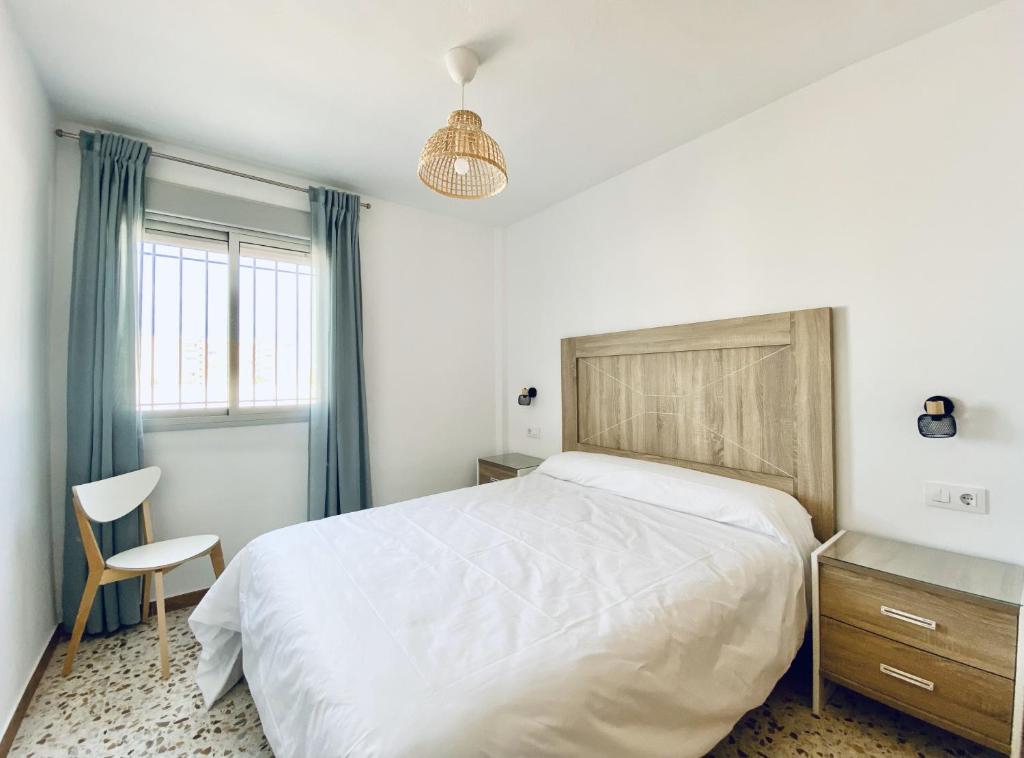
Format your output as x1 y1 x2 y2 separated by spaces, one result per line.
820 531 1024 606
479 453 545 470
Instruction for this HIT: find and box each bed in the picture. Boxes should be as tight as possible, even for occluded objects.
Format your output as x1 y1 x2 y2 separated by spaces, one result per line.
191 307 835 757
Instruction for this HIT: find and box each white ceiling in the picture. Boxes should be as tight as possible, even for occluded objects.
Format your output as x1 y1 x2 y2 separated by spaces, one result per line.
9 0 999 226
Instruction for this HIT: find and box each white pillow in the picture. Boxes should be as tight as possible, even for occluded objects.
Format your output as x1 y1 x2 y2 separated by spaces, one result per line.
537 451 819 558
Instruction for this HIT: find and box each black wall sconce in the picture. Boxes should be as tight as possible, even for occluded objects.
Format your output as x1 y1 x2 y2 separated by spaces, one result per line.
918 396 956 438
518 387 537 406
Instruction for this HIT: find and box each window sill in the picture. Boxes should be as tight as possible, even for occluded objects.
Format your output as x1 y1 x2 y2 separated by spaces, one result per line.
142 408 309 432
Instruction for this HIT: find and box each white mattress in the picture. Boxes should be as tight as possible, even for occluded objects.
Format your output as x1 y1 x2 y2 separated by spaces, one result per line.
190 452 816 757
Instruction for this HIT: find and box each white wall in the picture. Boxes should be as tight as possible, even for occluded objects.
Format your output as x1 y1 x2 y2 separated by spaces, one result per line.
0 1 56 734
501 1 1024 564
50 131 497 598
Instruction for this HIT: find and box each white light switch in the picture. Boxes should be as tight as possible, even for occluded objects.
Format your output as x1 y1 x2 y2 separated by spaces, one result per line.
527 426 541 439
924 481 988 514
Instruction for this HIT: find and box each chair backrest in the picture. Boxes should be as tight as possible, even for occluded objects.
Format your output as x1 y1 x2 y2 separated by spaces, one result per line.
73 467 162 523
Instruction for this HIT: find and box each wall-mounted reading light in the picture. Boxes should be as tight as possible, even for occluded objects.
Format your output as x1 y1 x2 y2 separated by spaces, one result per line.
518 387 537 406
918 396 956 438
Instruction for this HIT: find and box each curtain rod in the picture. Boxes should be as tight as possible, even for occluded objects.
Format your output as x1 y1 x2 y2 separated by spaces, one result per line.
54 129 371 210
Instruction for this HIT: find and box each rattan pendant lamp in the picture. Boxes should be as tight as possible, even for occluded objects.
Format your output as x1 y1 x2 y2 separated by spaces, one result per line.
418 47 507 199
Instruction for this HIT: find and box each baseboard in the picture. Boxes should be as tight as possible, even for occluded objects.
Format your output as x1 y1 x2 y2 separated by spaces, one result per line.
147 587 208 616
0 625 61 758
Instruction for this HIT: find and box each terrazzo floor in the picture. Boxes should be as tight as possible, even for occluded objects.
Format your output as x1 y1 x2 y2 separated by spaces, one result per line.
10 608 1000 757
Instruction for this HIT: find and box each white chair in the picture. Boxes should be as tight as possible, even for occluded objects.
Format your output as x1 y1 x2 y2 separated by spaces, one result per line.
63 466 224 679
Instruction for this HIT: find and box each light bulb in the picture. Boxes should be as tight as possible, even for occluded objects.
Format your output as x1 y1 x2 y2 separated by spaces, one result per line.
453 157 470 175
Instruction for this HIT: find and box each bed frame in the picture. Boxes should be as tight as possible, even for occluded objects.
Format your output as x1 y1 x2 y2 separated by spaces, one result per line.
560 308 835 541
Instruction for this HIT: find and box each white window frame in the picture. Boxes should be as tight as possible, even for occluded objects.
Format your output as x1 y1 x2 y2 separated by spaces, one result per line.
141 214 313 432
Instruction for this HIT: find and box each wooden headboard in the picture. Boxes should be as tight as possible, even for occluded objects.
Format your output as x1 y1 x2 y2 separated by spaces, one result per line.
560 308 835 541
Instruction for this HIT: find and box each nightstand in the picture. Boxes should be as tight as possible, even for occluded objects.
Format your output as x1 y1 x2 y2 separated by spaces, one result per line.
477 453 544 484
813 530 1024 754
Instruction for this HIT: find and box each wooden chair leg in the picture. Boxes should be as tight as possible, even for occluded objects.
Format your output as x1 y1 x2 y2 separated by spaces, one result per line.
141 572 153 622
63 571 101 676
209 541 225 579
153 570 170 679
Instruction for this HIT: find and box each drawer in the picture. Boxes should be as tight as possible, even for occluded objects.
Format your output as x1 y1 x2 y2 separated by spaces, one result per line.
821 617 1013 750
478 461 514 484
820 563 1019 677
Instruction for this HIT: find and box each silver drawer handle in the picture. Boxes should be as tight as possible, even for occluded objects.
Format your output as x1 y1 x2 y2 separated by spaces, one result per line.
880 663 934 691
880 605 937 630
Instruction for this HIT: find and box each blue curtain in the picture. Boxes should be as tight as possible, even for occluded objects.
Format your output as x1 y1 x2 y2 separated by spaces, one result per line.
307 187 372 519
62 131 150 633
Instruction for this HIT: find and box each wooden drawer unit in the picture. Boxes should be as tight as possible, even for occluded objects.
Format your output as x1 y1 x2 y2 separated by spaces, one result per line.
822 617 1014 750
813 531 1024 755
820 563 1018 678
478 460 515 484
477 453 544 485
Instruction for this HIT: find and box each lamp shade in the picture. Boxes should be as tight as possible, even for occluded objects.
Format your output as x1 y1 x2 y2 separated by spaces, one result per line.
418 109 507 199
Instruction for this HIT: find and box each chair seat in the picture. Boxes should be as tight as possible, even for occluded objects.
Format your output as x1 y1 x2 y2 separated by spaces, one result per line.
106 534 219 571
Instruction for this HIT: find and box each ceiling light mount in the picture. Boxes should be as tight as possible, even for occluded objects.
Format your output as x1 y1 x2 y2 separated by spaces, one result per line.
444 47 479 87
418 46 507 200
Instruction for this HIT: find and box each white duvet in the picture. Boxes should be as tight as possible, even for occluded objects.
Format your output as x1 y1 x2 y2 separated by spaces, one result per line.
191 452 817 757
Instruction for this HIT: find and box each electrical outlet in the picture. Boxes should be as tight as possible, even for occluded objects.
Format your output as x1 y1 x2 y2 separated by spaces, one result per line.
526 426 541 439
924 481 988 514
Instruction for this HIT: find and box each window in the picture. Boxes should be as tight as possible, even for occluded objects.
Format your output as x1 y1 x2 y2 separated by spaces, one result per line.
138 218 313 429
237 243 313 408
139 231 230 412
